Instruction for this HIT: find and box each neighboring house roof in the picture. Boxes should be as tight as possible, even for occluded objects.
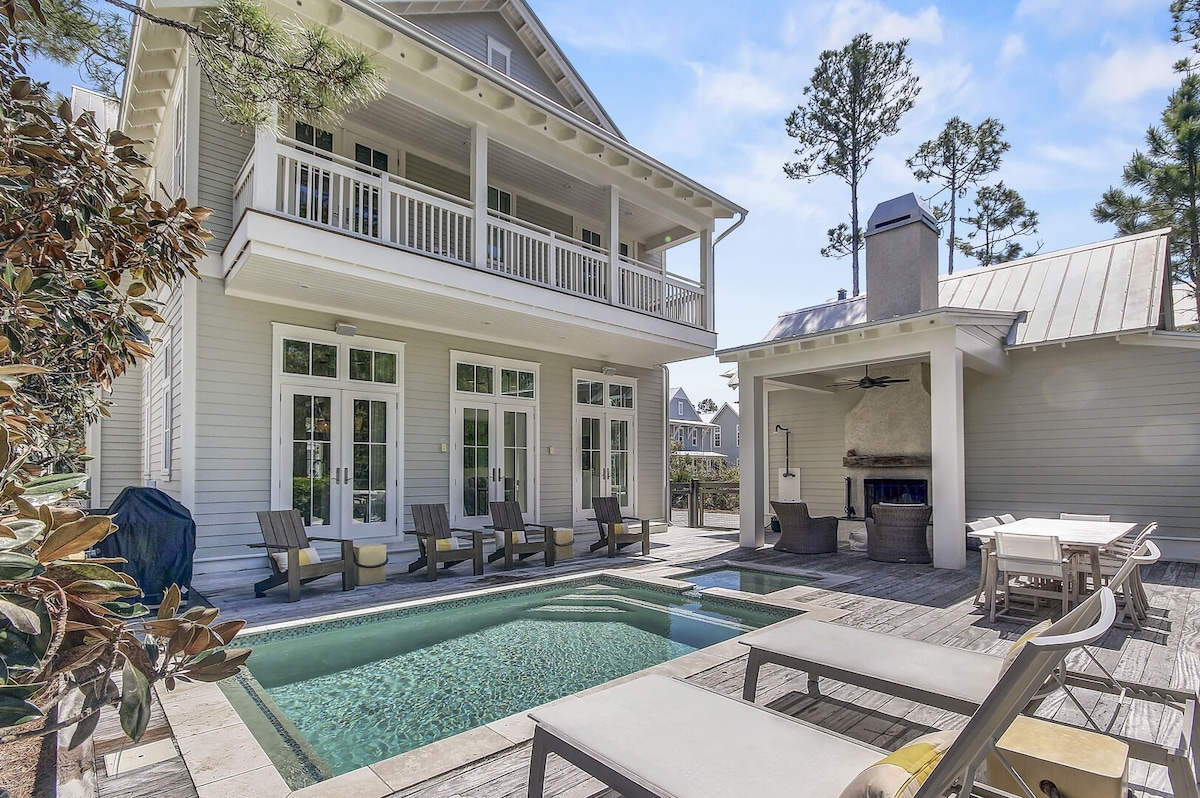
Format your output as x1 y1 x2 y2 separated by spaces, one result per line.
674 450 727 459
761 228 1172 349
379 0 622 137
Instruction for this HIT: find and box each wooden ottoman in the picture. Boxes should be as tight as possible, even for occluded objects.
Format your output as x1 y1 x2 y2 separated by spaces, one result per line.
551 527 575 561
353 543 389 586
987 716 1128 798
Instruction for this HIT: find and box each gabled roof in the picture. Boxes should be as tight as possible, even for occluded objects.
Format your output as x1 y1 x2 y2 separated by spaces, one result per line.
761 228 1172 349
374 0 622 137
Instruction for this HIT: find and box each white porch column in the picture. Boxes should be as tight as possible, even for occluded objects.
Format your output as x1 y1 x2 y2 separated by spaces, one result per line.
738 374 767 548
470 123 488 268
252 122 278 212
930 343 966 569
700 225 714 330
606 185 620 303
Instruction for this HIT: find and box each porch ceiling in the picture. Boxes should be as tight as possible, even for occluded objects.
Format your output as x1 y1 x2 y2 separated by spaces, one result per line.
224 213 716 367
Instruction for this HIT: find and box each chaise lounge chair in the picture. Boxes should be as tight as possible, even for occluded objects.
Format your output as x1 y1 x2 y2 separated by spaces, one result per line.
590 496 651 557
738 541 1198 798
527 588 1117 798
251 509 355 602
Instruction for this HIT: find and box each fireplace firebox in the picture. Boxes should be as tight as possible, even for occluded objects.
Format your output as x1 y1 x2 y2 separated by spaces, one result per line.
863 478 928 519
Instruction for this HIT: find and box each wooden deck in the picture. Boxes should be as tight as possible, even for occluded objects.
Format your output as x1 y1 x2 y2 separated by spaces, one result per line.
100 526 1198 798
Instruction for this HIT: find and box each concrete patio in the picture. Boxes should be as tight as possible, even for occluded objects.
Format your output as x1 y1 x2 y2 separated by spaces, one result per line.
89 524 1198 798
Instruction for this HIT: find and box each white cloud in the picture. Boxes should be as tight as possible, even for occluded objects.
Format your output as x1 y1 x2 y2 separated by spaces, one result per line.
1080 42 1179 109
820 1 945 49
689 61 790 116
1015 0 1160 32
998 34 1028 67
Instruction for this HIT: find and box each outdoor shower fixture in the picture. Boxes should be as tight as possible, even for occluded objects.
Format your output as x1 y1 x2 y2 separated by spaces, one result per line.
773 424 794 477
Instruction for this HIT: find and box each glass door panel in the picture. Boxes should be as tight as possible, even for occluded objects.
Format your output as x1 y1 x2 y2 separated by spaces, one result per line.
351 398 387 523
461 406 491 521
502 409 530 509
284 390 338 532
579 415 602 513
610 418 630 509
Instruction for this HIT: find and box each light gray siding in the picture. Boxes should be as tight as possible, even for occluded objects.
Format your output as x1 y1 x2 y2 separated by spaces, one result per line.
143 290 186 502
196 73 254 249
406 153 470 200
964 339 1200 542
767 389 859 517
95 365 143 506
402 12 571 108
190 281 667 566
518 196 571 238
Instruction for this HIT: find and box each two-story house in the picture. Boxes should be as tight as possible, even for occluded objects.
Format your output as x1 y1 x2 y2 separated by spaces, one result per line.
668 388 723 466
707 402 740 465
100 0 745 574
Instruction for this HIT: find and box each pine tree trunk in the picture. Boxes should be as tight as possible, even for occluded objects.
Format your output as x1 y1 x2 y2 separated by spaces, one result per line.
851 180 861 296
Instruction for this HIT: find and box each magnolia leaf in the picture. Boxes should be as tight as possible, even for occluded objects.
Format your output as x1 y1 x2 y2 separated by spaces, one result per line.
68 708 102 750
38 516 113 562
183 626 213 656
180 648 251 682
0 519 44 551
0 685 45 728
22 472 90 496
99 601 148 619
0 552 43 580
180 607 219 626
42 561 125 584
0 426 7 464
119 661 151 741
0 597 41 634
209 620 245 645
63 579 142 599
0 364 47 376
157 584 181 620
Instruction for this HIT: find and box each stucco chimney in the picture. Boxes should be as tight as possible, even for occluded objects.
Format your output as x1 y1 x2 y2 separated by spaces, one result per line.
864 193 939 321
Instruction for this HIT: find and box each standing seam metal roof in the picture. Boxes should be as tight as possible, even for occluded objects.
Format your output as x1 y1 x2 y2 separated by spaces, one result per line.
761 229 1171 347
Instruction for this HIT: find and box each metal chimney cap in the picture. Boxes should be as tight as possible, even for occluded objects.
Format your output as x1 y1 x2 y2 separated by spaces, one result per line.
864 193 939 238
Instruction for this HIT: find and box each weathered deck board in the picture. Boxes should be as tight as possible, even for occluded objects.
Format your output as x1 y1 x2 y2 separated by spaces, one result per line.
145 525 1200 798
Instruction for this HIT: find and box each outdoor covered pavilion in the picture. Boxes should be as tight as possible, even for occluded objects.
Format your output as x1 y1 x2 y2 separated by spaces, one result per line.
718 193 1189 568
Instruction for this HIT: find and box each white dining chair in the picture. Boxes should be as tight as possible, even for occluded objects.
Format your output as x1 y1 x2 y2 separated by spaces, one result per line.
996 513 1017 524
993 530 1084 622
1059 512 1111 522
966 517 1001 607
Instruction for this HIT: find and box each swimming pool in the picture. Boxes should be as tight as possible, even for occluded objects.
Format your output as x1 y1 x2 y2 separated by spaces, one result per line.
685 565 821 594
223 575 793 787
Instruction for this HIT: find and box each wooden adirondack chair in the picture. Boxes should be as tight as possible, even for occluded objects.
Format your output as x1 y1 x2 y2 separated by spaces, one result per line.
251 510 355 602
487 501 555 570
590 497 651 557
408 504 484 582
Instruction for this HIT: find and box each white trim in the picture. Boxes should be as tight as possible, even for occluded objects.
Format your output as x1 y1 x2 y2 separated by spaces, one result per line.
571 368 638 522
180 282 198 509
486 36 512 76
84 388 102 507
449 350 541 527
184 45 200 202
159 326 173 478
269 323 406 539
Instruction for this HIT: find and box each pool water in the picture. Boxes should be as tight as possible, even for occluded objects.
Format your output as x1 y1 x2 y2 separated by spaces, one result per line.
686 566 820 594
227 579 787 785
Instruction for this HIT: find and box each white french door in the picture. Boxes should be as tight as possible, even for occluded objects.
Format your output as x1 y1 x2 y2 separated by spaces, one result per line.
452 401 536 528
282 385 398 538
572 371 638 525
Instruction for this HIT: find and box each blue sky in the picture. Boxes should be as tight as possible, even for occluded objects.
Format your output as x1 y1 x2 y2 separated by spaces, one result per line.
535 0 1187 409
32 0 1187 410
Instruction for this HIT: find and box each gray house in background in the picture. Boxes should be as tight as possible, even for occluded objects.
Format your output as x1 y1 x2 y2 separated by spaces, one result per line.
707 402 740 464
669 388 724 463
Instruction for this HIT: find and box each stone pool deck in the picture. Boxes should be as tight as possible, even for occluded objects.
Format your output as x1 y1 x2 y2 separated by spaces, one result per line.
87 525 1199 798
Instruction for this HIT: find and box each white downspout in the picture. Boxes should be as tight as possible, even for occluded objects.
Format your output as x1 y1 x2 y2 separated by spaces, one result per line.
660 364 670 525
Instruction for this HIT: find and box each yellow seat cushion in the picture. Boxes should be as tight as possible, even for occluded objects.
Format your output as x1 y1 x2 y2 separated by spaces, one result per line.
493 529 527 548
611 522 625 535
269 546 320 572
434 536 464 552
838 730 959 798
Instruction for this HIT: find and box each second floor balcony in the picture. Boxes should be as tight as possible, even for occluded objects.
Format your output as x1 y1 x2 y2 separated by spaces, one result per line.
230 128 719 333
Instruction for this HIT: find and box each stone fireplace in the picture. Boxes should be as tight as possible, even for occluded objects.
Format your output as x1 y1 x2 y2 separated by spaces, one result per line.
841 362 931 517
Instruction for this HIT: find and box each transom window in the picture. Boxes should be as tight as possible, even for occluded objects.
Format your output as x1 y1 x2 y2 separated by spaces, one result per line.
295 122 333 152
457 363 494 394
576 377 634 410
609 384 633 408
501 368 535 398
576 379 604 406
283 339 338 378
455 355 537 400
350 348 397 384
354 143 388 173
581 228 602 248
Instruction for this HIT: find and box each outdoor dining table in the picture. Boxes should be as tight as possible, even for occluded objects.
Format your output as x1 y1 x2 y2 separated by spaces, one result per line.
969 517 1138 616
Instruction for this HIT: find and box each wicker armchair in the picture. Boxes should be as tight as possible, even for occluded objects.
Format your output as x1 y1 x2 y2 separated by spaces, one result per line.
770 500 838 554
866 503 932 563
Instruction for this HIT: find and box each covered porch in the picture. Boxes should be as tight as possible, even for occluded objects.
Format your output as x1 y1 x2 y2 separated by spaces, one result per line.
721 307 1017 569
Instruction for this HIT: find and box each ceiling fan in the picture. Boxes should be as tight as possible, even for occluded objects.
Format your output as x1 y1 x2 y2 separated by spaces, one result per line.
828 365 910 391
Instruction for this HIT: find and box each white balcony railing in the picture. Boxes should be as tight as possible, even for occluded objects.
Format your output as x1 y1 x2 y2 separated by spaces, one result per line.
233 138 708 328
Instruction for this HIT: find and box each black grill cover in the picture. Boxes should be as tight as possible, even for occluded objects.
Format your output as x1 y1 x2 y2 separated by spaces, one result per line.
97 487 196 605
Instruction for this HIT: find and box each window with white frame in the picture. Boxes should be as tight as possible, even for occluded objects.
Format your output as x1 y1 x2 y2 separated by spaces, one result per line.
672 426 682 442
487 36 511 75
714 428 722 448
172 90 186 196
676 400 683 415
689 429 698 447
736 424 740 446
160 329 174 476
